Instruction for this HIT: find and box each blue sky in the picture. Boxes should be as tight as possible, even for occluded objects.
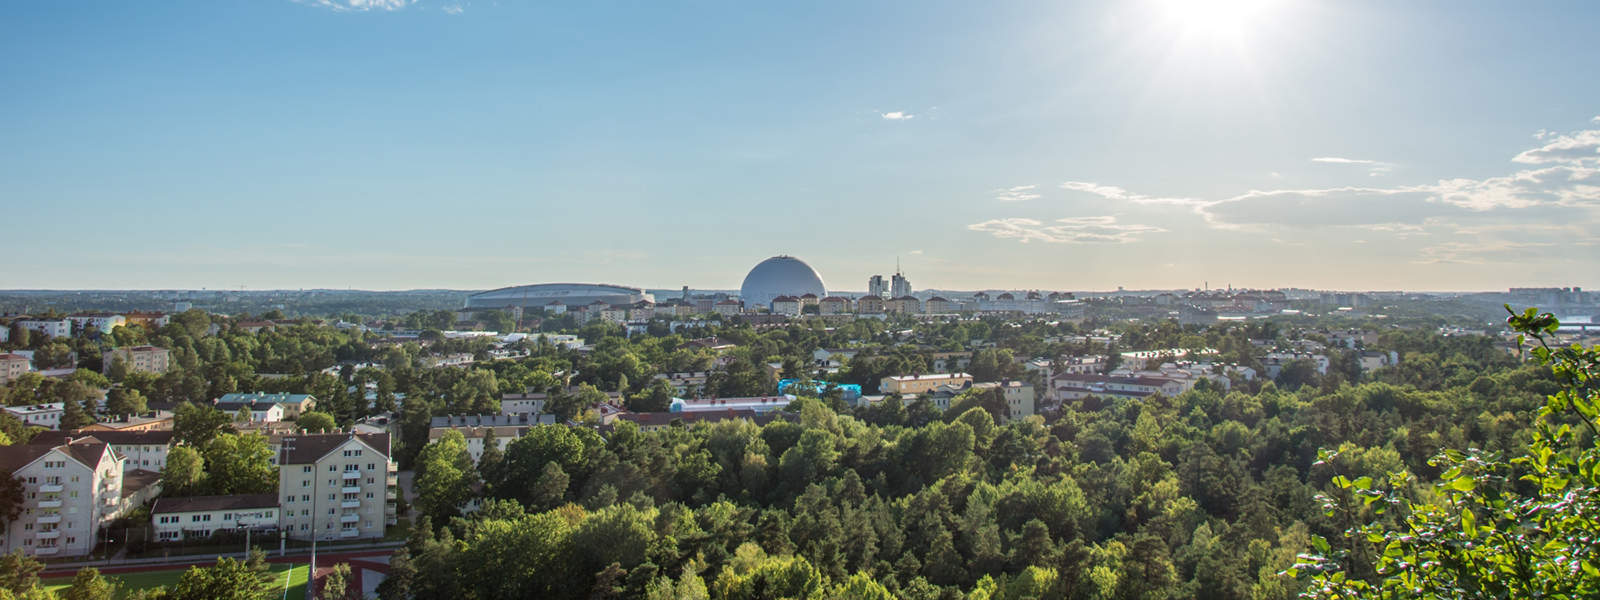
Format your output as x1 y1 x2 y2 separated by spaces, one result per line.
3 0 1597 291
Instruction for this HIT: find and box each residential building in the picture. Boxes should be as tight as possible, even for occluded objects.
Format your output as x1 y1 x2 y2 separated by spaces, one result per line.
276 432 396 541
798 293 819 309
4 404 63 430
16 319 71 339
122 312 171 330
0 439 124 558
651 372 711 396
30 430 175 472
818 296 853 315
1358 351 1400 372
928 380 1036 421
102 346 171 376
151 494 279 542
1051 373 1188 401
66 314 126 335
712 299 743 316
929 352 972 373
499 392 549 416
669 396 791 414
879 373 974 395
0 353 29 385
770 296 802 316
616 409 785 432
216 393 317 420
856 295 886 314
924 297 955 314
428 414 553 462
886 296 921 314
81 410 175 432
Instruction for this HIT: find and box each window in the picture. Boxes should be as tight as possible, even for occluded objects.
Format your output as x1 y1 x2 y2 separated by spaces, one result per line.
365 492 374 499
301 480 309 488
66 537 75 544
367 478 374 484
223 513 232 521
328 465 337 472
302 466 312 473
367 463 375 470
301 495 309 502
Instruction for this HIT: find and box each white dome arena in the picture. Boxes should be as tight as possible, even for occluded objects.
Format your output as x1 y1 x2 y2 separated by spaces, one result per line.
739 255 827 307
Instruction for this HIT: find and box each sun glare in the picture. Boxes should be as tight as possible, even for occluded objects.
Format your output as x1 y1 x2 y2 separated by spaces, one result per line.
1157 0 1280 43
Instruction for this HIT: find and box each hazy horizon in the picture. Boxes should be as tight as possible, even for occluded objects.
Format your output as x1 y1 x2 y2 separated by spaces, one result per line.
4 1 1597 291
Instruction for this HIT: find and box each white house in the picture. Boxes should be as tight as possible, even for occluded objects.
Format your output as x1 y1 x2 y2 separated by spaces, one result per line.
151 494 279 542
4 404 64 430
16 319 71 339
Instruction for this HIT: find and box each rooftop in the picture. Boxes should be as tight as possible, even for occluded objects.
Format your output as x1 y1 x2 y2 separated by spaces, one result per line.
152 493 279 515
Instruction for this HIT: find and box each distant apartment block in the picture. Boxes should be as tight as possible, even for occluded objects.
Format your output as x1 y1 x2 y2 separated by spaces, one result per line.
879 373 974 395
0 353 29 385
66 314 126 334
216 393 317 421
4 403 64 430
103 346 171 376
16 319 71 339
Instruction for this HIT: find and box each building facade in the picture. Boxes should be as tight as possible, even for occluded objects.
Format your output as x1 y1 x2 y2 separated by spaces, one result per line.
102 346 171 376
151 494 279 542
0 353 29 386
276 433 396 541
0 440 124 558
879 373 974 395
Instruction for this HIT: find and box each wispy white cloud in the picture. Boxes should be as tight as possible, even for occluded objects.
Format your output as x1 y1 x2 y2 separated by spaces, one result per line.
993 185 1041 202
967 216 1165 244
880 111 914 121
1312 156 1394 176
908 249 924 255
294 0 415 12
442 3 464 14
1060 181 1205 207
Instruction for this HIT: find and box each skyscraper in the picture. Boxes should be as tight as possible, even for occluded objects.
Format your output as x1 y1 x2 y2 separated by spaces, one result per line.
891 272 912 297
868 275 887 298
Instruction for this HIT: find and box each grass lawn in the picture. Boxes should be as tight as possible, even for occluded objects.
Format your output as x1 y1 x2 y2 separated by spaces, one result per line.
44 563 309 600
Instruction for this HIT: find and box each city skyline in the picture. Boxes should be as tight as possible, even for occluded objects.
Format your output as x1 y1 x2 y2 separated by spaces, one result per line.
3 1 1598 291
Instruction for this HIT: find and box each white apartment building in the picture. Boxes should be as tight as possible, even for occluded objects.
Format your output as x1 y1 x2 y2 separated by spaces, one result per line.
66 314 126 334
102 346 171 376
31 431 176 473
276 433 397 541
16 319 71 339
151 494 279 542
0 440 125 558
651 371 711 396
4 404 64 430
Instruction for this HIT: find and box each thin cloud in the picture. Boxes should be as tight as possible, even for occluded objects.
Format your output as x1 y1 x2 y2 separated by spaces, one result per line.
295 0 415 11
1312 156 1395 176
1060 181 1204 207
967 216 1165 244
442 3 464 14
880 111 914 121
994 185 1041 202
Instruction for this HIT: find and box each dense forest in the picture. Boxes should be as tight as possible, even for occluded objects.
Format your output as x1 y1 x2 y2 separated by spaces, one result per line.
386 314 1588 599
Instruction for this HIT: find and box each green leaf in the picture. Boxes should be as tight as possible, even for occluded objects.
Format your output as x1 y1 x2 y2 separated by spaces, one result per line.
1311 534 1330 555
1461 509 1475 538
1448 477 1475 492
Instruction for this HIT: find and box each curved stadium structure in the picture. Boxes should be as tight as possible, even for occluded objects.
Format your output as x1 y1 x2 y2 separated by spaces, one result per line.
465 283 654 310
740 255 827 307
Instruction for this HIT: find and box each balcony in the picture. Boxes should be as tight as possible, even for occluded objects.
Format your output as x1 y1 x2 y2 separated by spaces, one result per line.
341 485 360 494
36 515 60 525
385 503 397 515
342 471 361 481
36 530 60 540
387 463 397 473
385 489 397 500
386 475 398 486
39 484 63 493
339 529 360 538
340 513 360 524
340 499 360 509
37 500 62 509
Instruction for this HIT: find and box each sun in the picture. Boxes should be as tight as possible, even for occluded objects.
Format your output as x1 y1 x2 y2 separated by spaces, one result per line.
1157 0 1280 43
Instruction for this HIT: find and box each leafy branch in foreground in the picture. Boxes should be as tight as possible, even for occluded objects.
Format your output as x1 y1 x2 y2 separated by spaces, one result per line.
1293 305 1600 598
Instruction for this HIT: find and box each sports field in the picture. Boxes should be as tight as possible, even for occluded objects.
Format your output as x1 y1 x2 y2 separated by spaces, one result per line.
43 563 309 600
